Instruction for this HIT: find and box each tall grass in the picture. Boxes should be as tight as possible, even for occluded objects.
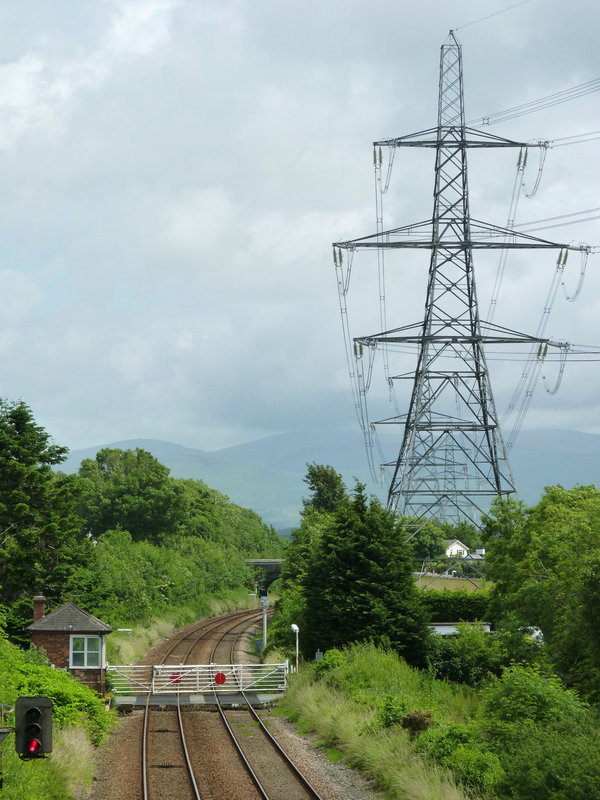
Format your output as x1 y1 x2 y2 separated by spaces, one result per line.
280 671 475 800
317 643 479 724
107 618 177 664
50 727 95 797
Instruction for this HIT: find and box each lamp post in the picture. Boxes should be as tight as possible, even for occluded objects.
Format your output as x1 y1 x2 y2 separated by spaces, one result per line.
260 596 269 647
290 624 299 672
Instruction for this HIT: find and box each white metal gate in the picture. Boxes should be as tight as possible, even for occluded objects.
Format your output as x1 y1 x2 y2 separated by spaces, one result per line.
106 663 287 695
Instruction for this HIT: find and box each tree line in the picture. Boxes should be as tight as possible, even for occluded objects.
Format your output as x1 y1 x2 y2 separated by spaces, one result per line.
269 462 600 705
0 398 285 641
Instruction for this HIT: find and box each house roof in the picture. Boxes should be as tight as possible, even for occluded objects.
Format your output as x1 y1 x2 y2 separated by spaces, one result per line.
26 602 112 634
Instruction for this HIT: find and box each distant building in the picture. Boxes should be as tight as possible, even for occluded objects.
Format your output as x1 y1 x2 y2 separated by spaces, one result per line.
444 538 470 558
26 595 112 695
429 622 491 636
466 547 486 561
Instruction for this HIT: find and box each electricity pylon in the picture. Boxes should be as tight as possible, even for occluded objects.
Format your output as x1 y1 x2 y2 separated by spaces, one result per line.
333 32 589 531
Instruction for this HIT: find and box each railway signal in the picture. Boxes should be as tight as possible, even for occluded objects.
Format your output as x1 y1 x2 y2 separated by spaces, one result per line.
15 697 52 759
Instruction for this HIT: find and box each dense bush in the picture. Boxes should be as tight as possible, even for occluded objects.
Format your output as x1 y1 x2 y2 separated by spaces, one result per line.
419 588 491 622
416 724 505 794
483 487 600 702
477 665 600 799
426 621 544 685
376 693 409 727
0 635 113 744
0 632 114 799
67 528 254 626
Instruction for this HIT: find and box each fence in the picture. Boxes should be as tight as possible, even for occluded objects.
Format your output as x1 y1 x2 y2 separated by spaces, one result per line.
106 663 287 695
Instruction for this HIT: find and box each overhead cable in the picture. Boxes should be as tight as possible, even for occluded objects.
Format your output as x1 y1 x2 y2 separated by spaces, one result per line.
468 77 600 126
454 0 534 32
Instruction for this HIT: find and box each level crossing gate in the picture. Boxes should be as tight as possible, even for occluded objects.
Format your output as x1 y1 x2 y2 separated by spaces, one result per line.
106 663 288 695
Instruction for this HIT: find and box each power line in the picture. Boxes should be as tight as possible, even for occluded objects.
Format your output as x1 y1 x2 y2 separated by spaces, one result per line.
551 130 600 147
468 77 600 126
514 206 600 231
455 0 534 32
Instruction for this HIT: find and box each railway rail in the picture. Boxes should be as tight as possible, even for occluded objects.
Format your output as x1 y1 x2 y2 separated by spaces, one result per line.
139 608 323 800
209 616 325 800
140 609 261 800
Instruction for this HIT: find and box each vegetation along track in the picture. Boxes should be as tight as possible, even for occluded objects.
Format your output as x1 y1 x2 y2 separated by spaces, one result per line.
139 608 323 799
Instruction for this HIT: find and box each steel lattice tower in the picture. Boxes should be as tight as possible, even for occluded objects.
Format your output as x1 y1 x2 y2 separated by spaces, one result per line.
334 33 589 530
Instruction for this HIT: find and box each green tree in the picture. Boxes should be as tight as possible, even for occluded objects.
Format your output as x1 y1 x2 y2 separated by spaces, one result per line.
304 484 429 665
477 665 600 800
483 485 600 700
76 448 186 542
268 506 329 650
440 519 481 551
0 400 86 639
302 462 348 512
403 518 447 559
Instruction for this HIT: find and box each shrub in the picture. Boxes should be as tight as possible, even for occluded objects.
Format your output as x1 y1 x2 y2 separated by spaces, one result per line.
416 724 504 794
426 621 543 686
419 589 491 622
400 709 434 737
16 663 114 745
480 665 585 729
477 665 600 800
314 648 345 676
376 693 409 728
450 745 505 794
416 723 473 761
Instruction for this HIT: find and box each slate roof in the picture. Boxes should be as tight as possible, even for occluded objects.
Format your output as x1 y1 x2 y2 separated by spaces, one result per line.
26 602 112 633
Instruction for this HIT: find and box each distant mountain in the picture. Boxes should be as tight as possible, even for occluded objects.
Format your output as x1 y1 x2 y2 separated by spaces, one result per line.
59 428 600 530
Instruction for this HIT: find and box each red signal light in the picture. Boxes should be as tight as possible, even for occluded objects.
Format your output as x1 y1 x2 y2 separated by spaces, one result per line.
27 739 42 755
15 697 53 759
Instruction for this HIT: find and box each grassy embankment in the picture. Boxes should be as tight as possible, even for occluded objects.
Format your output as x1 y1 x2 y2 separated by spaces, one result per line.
275 643 600 800
275 645 477 800
106 587 261 664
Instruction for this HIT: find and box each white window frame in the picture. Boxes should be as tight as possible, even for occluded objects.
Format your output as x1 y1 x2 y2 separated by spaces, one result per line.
69 634 104 669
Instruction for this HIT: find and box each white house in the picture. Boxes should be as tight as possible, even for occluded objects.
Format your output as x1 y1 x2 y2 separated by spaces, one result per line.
444 538 470 557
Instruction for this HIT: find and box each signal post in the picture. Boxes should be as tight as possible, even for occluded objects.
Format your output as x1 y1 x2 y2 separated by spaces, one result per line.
0 696 53 790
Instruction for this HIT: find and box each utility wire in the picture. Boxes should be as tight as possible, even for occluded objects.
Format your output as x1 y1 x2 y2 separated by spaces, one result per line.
455 0 534 32
468 77 600 126
551 130 600 147
513 206 600 231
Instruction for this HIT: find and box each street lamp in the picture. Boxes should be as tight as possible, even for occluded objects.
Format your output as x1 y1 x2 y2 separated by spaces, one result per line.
260 596 269 647
290 624 299 672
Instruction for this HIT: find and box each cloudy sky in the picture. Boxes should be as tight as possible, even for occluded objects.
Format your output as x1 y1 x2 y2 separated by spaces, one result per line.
1 0 599 454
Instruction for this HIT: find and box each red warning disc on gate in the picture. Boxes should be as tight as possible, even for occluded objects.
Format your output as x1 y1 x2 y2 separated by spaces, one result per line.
214 672 227 685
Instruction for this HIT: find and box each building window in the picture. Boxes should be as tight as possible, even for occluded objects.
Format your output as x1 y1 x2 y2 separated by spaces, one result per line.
70 635 102 668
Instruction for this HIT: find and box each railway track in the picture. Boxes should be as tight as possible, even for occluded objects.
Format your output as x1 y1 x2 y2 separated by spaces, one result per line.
139 608 323 800
141 609 261 800
209 616 325 800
